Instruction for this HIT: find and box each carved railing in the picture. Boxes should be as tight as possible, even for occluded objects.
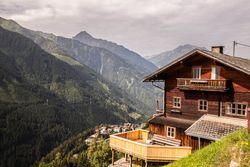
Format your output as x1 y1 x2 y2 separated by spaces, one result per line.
177 78 229 91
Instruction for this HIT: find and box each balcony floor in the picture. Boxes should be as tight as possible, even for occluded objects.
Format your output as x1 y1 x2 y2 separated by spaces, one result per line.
110 129 192 163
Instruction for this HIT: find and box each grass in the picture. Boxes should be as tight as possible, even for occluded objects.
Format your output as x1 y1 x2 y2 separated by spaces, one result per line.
162 129 250 167
52 53 83 66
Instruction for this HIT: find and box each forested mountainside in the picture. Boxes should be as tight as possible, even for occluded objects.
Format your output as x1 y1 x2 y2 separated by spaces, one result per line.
148 44 203 67
0 27 148 167
36 129 115 167
0 17 161 113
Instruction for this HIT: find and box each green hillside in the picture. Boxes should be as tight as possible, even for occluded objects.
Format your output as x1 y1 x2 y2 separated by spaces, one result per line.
0 27 146 167
164 129 250 167
36 129 117 167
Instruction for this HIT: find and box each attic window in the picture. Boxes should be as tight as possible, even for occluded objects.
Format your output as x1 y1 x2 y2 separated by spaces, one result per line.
211 66 221 80
192 66 201 79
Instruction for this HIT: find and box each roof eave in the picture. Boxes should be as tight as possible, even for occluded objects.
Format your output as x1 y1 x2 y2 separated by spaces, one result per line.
143 49 250 82
143 49 199 82
184 132 219 141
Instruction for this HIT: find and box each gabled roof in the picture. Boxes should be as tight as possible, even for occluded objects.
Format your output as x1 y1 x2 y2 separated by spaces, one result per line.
185 114 247 141
144 49 250 81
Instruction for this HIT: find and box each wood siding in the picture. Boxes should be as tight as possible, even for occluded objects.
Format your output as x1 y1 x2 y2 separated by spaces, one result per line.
149 124 211 150
165 56 250 119
148 53 250 151
149 123 166 136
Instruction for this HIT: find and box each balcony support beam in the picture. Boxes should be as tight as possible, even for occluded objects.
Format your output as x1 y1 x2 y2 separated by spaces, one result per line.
129 155 133 167
164 80 167 116
111 149 115 165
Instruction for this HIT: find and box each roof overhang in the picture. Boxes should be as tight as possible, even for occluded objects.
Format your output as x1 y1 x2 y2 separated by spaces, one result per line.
185 114 247 141
143 49 250 82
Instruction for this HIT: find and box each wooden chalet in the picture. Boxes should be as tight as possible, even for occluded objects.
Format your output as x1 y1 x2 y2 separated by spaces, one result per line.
109 46 249 166
145 46 249 149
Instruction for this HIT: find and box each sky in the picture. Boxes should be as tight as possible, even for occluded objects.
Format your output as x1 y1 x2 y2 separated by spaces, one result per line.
1 0 250 58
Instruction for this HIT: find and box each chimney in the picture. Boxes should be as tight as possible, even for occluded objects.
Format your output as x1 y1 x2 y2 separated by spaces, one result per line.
211 46 224 54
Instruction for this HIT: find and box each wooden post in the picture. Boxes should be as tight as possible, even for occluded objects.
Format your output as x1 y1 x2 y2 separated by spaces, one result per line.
198 137 201 150
145 160 148 167
129 155 133 167
164 80 167 116
248 108 250 133
125 153 128 161
112 149 115 165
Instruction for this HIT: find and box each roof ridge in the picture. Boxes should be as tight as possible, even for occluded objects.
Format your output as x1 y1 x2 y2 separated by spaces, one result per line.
201 49 250 61
144 48 250 81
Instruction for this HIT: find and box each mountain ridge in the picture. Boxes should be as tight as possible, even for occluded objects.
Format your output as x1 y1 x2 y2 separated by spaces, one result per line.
73 30 157 73
148 44 205 67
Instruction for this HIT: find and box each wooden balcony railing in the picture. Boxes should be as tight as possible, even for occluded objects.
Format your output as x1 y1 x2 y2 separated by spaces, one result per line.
110 130 192 162
177 78 230 92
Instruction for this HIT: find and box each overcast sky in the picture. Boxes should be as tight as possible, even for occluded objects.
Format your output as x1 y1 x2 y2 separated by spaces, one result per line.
1 0 250 58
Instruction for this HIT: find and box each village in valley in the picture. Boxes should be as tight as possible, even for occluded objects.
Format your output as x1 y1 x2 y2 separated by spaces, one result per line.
85 123 147 144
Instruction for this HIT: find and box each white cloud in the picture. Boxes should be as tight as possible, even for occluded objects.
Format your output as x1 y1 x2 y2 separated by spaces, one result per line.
9 6 56 21
0 0 250 58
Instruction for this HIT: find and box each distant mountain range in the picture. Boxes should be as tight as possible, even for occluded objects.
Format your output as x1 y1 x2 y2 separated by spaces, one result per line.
148 44 205 67
0 17 161 114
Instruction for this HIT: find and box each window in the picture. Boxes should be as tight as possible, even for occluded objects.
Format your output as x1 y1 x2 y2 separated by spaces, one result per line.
173 97 181 108
192 67 201 79
198 100 208 111
211 66 221 80
226 102 247 116
167 126 176 138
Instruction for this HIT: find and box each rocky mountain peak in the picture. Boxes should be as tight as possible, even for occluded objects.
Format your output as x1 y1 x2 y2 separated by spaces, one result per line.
74 31 93 40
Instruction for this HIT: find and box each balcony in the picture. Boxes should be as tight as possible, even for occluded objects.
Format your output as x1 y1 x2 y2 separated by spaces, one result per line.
109 129 192 163
177 78 230 92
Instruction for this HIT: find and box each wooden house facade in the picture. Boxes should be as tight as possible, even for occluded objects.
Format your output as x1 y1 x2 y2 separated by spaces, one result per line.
144 46 249 150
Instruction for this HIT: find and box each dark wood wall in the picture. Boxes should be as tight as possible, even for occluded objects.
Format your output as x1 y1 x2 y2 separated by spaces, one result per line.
148 53 250 150
149 123 211 150
149 123 166 136
164 55 250 119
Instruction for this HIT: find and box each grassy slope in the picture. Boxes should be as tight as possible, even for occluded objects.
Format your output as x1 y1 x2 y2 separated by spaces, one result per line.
164 129 250 167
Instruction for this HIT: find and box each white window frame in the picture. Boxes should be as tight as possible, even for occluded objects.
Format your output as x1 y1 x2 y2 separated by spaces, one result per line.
192 66 201 79
173 96 181 109
226 102 248 116
211 66 221 80
167 126 176 138
198 99 208 111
